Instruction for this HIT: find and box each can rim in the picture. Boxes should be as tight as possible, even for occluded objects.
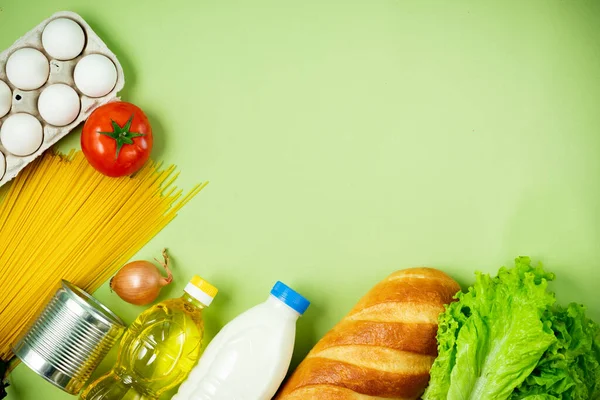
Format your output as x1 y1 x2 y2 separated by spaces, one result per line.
61 280 125 328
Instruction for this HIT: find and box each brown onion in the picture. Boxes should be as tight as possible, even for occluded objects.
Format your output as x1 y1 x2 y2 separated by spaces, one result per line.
110 248 173 305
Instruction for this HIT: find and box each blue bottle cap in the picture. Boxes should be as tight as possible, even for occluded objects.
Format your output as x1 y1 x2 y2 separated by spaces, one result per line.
270 281 310 315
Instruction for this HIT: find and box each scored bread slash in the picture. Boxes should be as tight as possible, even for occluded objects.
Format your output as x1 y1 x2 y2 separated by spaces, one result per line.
0 11 125 187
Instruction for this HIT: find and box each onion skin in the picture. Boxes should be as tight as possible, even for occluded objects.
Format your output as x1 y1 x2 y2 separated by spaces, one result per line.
110 249 173 306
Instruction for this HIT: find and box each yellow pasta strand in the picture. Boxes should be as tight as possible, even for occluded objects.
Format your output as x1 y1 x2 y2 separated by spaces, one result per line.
0 151 206 361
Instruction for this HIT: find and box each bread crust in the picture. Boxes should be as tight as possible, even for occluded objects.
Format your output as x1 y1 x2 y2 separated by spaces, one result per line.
276 267 460 400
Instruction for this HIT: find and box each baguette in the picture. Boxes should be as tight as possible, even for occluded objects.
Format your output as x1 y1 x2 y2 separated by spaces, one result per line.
276 268 460 400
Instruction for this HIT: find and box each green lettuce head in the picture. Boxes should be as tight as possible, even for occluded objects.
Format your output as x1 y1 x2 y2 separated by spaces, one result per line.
423 257 600 400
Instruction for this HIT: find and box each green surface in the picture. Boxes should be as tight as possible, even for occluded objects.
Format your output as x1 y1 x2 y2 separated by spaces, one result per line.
2 0 600 398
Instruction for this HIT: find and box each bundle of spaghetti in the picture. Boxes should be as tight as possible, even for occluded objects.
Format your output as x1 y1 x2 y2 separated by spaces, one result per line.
0 150 206 361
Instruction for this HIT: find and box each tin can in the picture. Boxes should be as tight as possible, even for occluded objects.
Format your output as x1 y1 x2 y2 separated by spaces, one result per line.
11 280 125 394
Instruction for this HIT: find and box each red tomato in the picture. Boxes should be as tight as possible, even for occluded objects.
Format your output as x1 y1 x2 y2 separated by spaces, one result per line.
81 101 153 177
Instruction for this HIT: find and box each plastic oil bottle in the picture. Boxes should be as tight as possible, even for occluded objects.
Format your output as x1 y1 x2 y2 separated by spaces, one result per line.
173 281 309 400
80 276 218 400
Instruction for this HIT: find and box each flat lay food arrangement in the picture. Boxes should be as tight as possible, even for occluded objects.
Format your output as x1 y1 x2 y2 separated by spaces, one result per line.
1 1 599 400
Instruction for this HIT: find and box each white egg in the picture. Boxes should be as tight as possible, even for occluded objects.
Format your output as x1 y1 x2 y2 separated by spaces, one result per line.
6 48 50 90
38 84 81 127
0 113 44 156
74 54 117 98
42 18 86 61
0 80 11 118
0 151 5 180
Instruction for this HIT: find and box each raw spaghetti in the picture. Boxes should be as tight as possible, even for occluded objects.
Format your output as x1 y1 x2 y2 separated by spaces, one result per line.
0 150 206 361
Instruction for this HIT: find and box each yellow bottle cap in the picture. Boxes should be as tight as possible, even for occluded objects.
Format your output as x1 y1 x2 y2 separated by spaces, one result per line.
185 276 218 306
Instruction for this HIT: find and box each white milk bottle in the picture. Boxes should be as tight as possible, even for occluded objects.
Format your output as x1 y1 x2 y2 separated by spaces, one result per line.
173 281 310 400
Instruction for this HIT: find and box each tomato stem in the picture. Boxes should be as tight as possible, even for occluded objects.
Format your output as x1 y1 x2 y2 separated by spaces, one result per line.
98 114 146 159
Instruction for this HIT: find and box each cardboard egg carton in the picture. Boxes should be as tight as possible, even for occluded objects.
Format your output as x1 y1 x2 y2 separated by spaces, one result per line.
0 11 125 187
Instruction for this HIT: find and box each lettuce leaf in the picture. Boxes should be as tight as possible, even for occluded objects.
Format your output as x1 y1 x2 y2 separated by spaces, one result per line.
423 258 600 400
424 257 557 400
510 303 600 399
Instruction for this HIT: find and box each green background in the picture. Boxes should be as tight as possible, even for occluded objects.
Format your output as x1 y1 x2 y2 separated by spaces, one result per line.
2 0 600 398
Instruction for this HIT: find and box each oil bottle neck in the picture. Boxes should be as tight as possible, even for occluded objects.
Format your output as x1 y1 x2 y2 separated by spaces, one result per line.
181 292 208 310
